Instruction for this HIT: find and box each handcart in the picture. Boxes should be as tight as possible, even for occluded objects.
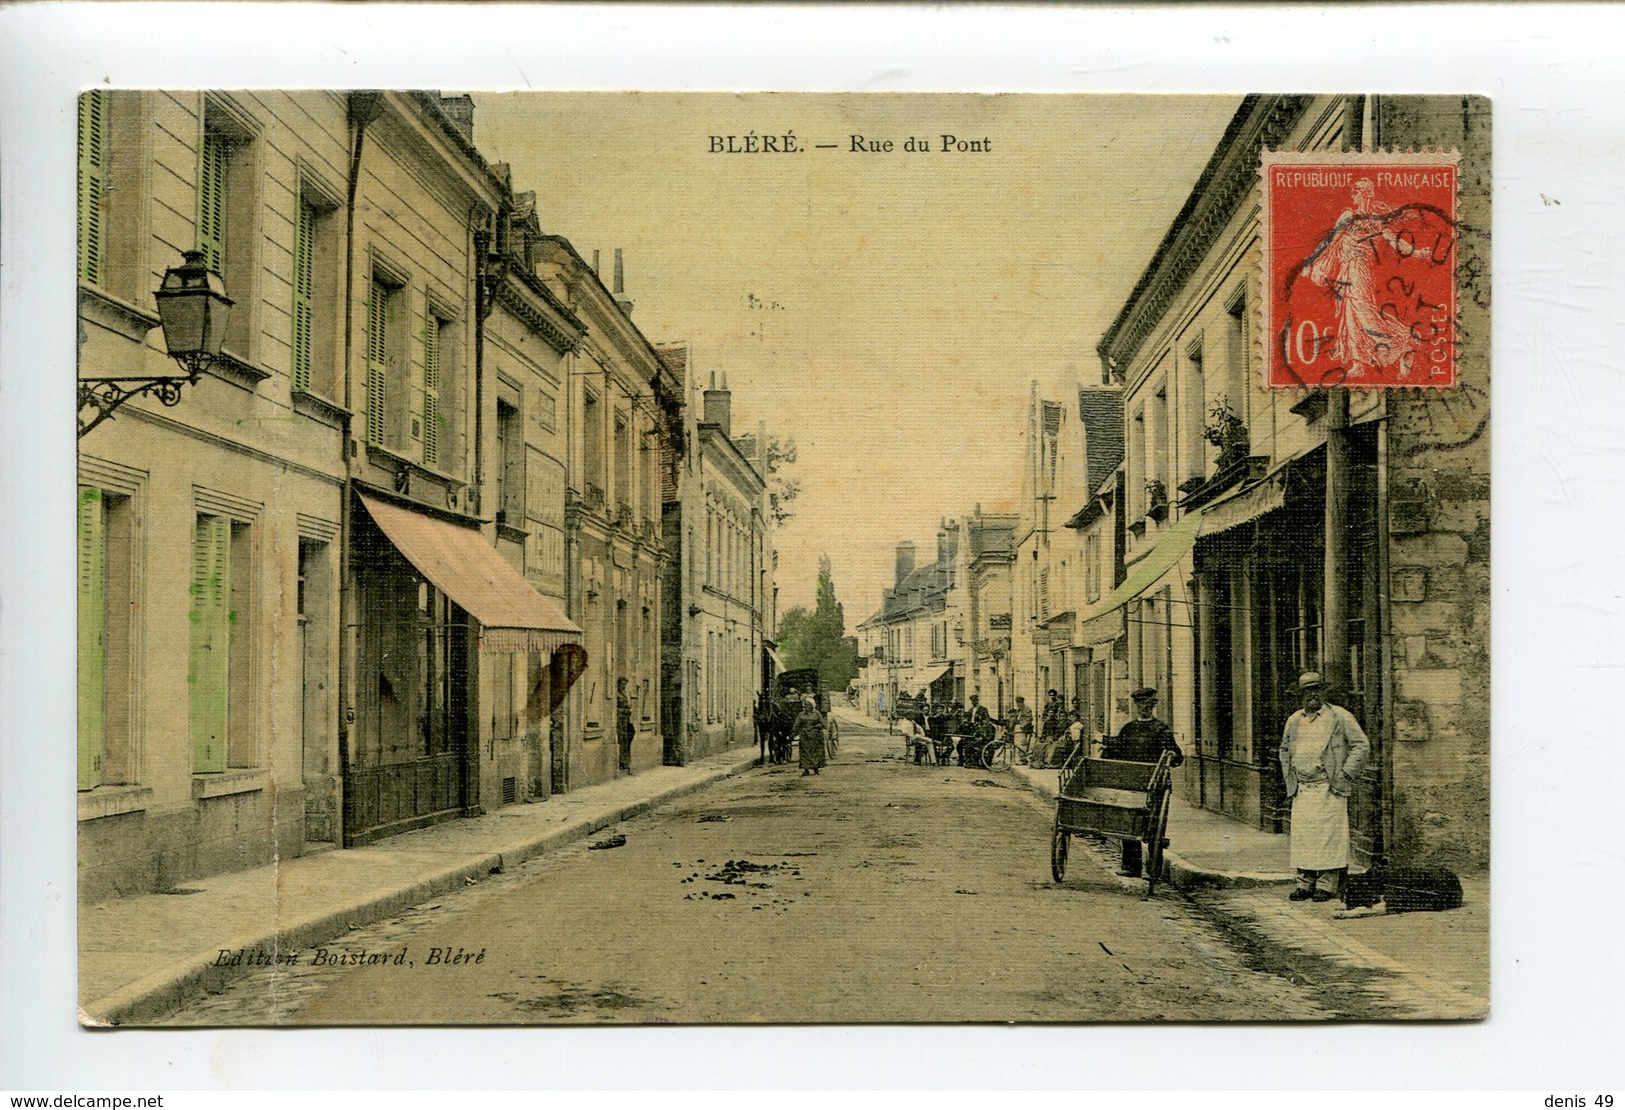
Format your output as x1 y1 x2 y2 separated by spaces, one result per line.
1050 750 1174 895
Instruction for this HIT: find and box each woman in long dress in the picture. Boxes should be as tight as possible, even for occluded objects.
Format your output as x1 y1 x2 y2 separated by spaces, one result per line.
795 697 827 776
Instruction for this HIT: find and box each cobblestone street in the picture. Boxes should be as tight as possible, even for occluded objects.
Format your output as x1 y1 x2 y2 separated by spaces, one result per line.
162 720 1341 1025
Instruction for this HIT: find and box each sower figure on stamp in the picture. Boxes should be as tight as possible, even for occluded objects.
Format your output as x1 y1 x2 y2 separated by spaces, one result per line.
1280 671 1371 901
616 677 635 774
1104 687 1184 878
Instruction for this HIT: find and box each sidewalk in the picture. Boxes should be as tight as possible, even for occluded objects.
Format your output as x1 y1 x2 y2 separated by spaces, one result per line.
842 706 1488 1018
78 746 762 1026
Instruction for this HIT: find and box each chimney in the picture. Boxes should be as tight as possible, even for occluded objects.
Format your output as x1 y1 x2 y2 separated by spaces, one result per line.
612 248 635 318
703 375 732 438
937 528 950 568
592 250 600 277
439 95 476 143
895 541 917 586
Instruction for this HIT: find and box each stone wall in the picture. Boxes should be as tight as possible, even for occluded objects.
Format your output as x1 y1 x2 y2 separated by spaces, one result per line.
1382 95 1492 869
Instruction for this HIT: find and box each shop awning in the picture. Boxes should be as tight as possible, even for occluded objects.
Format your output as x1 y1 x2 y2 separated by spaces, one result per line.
360 493 583 655
765 644 787 670
914 663 953 690
1077 507 1205 625
1196 469 1287 537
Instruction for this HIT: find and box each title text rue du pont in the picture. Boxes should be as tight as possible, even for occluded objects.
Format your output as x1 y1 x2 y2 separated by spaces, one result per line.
708 132 992 154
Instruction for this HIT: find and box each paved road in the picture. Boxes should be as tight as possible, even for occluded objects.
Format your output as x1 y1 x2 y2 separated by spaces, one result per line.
162 719 1334 1024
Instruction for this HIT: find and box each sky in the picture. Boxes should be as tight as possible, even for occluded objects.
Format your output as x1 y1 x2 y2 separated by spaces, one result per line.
473 92 1241 623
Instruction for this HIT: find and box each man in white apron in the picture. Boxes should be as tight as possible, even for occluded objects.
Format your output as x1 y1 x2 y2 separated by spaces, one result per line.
1280 672 1371 901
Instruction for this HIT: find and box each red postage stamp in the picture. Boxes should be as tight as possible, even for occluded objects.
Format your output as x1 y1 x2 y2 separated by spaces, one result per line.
1263 151 1460 389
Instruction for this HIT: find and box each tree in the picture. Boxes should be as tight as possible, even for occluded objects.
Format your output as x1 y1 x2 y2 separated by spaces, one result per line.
765 435 800 527
778 555 858 691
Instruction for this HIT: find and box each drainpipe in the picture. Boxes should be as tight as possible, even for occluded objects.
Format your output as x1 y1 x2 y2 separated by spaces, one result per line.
1359 92 1397 857
1376 410 1395 858
336 90 383 849
473 225 495 519
1324 389 1351 693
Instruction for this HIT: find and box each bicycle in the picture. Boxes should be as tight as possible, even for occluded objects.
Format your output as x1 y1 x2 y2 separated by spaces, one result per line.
980 722 1034 771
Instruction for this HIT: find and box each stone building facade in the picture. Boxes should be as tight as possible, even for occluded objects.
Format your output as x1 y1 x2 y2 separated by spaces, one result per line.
74 90 615 897
656 349 771 764
531 241 675 788
1093 94 1490 868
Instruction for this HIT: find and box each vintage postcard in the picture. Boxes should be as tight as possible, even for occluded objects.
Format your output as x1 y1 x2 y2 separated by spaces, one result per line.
72 90 1488 1027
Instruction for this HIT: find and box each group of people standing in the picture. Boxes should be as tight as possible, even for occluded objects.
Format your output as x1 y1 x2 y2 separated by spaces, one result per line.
889 670 1371 903
897 692 996 767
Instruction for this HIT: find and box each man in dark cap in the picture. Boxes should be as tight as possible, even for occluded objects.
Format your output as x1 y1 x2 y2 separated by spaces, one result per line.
1038 689 1067 767
1104 686 1184 877
1280 671 1371 901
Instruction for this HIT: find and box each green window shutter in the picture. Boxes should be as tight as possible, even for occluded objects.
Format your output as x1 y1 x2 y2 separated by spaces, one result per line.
77 91 108 286
292 198 315 392
197 130 226 274
422 316 439 466
77 487 106 790
190 515 230 773
365 280 388 446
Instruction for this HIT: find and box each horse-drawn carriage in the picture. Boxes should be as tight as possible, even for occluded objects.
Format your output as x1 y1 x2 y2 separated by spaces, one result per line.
757 667 839 764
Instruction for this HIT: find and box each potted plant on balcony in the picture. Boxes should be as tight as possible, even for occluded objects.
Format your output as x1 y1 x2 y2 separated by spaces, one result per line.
1145 478 1169 522
1204 397 1250 471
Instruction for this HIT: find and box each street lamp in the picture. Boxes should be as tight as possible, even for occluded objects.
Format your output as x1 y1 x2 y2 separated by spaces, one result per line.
78 250 233 437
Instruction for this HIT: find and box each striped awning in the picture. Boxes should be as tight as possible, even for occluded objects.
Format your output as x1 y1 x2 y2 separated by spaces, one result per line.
360 493 583 655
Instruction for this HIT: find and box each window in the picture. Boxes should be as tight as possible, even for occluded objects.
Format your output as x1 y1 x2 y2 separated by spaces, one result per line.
421 312 452 468
640 433 655 524
1130 406 1147 517
365 274 401 448
77 91 109 286
496 398 522 523
190 514 256 772
291 187 341 397
1226 290 1248 421
614 412 630 512
1085 533 1102 603
291 196 316 392
1151 384 1170 502
582 389 603 502
1184 338 1205 482
199 103 256 357
78 487 134 790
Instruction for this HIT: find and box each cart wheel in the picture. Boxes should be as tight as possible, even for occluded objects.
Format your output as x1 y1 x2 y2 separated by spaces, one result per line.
1051 826 1069 883
984 741 1012 772
1144 789 1172 896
